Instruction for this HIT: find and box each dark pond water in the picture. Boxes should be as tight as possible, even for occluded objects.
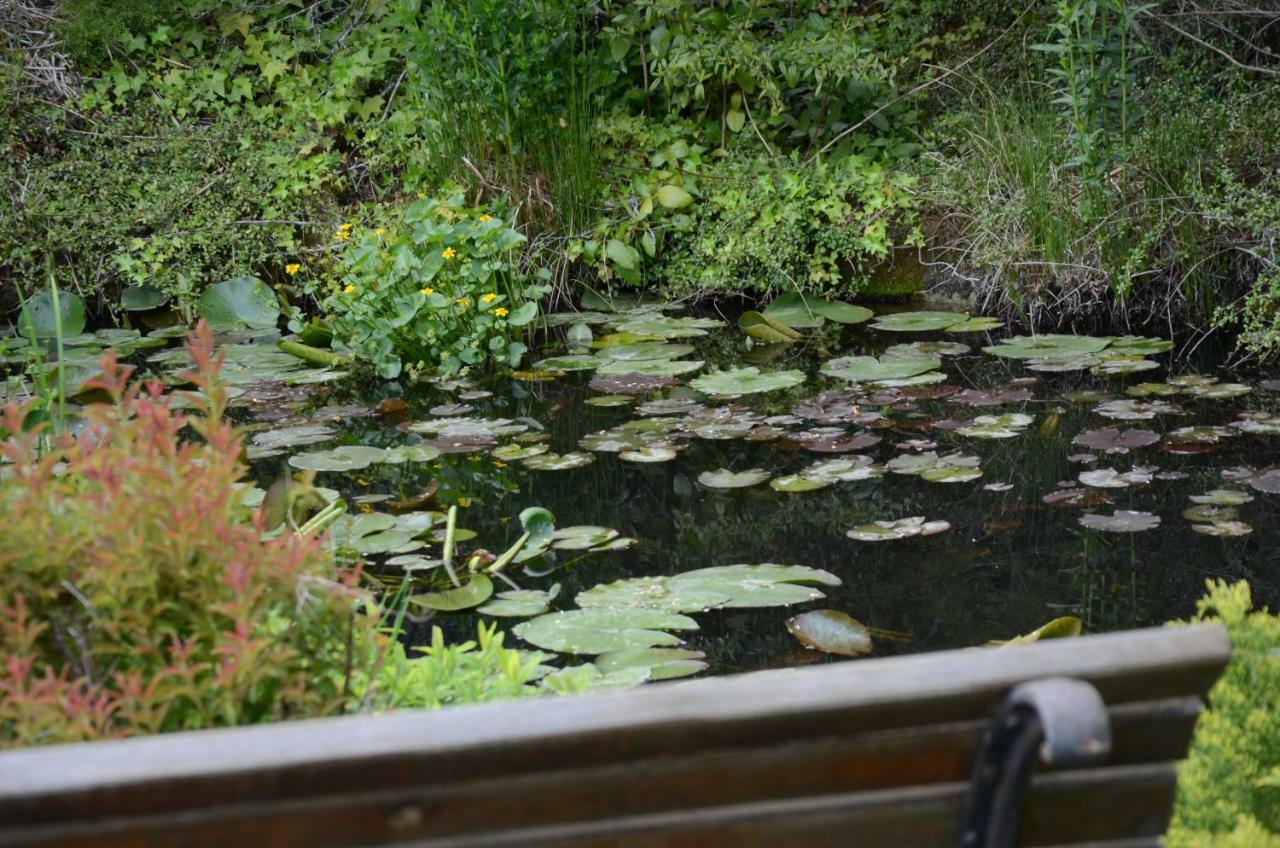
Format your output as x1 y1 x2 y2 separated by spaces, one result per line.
244 304 1280 674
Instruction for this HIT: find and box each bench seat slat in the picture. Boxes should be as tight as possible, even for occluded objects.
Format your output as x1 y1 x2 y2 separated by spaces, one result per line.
0 625 1228 833
0 702 1196 848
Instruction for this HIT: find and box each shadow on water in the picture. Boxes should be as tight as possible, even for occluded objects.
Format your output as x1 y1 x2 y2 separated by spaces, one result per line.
249 306 1280 673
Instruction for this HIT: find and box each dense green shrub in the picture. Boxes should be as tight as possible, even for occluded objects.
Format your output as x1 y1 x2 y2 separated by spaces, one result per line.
0 325 380 746
311 190 545 378
1169 580 1280 846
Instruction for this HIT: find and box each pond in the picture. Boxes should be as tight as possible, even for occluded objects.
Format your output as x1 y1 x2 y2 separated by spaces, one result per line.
208 295 1279 680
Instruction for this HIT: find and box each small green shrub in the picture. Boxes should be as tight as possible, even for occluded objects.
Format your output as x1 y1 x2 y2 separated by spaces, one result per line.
0 325 380 747
311 190 545 379
1168 580 1280 847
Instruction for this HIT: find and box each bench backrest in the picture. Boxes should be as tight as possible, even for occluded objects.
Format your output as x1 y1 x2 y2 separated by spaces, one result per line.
0 624 1231 848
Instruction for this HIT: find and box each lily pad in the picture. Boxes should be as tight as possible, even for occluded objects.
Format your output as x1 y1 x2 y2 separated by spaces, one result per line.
769 474 831 493
289 444 439 472
594 355 703 377
120 285 169 311
690 367 806 397
1079 510 1161 533
997 617 1084 645
594 647 707 681
513 609 699 654
871 311 970 332
821 352 941 383
847 516 951 542
620 445 680 463
251 424 336 451
613 315 722 339
763 292 873 327
698 468 772 489
596 342 696 362
1094 399 1185 420
1072 428 1159 454
1189 521 1253 537
887 451 982 483
984 334 1111 360
1190 490 1254 506
521 451 596 471
477 587 559 618
786 610 873 656
534 355 602 372
19 290 87 338
739 311 804 343
410 574 495 611
951 387 1033 406
1078 467 1153 488
197 277 280 331
957 413 1034 439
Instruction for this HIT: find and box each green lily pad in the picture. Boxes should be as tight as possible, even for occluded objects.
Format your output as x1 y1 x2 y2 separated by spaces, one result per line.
596 358 704 377
739 311 804 343
760 292 827 329
887 451 982 483
595 342 696 362
697 468 772 489
847 516 951 541
620 445 679 463
996 616 1084 645
613 314 723 338
121 285 169 311
521 451 595 471
871 311 970 332
1189 521 1253 537
288 445 393 471
957 413 1034 439
594 647 707 681
513 609 699 654
478 586 559 618
197 277 280 331
1107 336 1174 356
821 352 940 383
534 355 601 372
250 424 336 453
584 394 635 408
670 564 839 608
690 367 805 397
410 574 495 611
1091 357 1160 376
787 610 873 656
1189 490 1254 506
19 290 86 338
984 334 1111 360
769 474 831 493
946 316 1005 332
1079 510 1161 533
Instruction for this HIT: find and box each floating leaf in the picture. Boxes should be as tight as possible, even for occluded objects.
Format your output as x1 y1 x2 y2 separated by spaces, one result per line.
1190 521 1253 537
121 285 169 311
996 616 1083 645
250 424 336 451
596 357 704 377
410 573 494 611
534 355 601 372
1079 510 1161 533
739 311 804 343
887 451 982 483
957 413 1034 439
951 387 1033 406
1072 428 1159 454
787 610 873 656
1094 399 1185 420
513 609 698 654
871 311 970 332
584 394 635 408
690 367 806 397
620 445 679 463
847 516 951 542
595 342 696 362
821 352 941 383
197 277 280 331
1078 467 1153 488
697 468 771 489
594 647 707 681
478 587 559 618
19 291 87 338
521 451 595 471
770 474 831 493
1190 490 1254 506
984 334 1111 360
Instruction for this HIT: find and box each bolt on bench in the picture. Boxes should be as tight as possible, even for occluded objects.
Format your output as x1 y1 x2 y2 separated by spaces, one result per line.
0 624 1230 848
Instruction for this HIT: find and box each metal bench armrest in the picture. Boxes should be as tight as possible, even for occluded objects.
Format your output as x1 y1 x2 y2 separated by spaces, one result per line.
958 677 1113 848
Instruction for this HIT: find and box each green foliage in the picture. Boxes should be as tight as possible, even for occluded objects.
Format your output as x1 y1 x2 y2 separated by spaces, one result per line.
1169 580 1280 846
401 0 603 231
0 325 380 747
314 190 544 379
366 623 546 710
587 115 918 296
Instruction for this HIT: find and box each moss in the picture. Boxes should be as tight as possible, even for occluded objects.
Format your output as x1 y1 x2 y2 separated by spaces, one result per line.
855 248 926 300
1167 580 1280 847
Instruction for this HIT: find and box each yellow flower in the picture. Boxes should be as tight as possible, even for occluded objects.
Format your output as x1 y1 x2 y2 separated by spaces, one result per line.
373 227 386 237
334 230 350 241
357 502 373 514
492 460 507 468
478 214 493 222
421 287 434 296
493 307 509 318
457 497 472 508
343 284 356 294
285 263 301 276
441 247 457 260
481 293 497 303
456 296 470 308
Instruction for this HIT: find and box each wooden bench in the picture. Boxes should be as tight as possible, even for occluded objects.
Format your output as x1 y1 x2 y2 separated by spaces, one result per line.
0 624 1230 848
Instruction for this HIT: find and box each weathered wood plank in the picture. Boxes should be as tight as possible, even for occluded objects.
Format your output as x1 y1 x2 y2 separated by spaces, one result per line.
0 624 1228 832
0 763 1179 848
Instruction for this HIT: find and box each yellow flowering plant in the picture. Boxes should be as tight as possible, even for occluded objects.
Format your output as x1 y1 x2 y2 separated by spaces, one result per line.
316 189 546 379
